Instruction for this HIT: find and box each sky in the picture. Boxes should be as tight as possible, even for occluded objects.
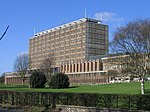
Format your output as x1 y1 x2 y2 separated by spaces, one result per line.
0 0 150 75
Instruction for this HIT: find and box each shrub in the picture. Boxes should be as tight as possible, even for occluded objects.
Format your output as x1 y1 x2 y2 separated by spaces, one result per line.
48 73 70 89
30 71 46 88
0 76 5 84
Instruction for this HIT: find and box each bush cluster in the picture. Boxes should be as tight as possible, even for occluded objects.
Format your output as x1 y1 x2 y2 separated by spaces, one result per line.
29 71 46 88
48 73 70 89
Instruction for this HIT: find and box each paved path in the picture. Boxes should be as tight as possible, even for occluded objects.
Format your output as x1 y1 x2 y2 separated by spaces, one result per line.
0 108 23 112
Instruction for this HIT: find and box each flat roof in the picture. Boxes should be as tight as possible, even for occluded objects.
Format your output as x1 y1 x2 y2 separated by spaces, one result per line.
31 18 102 39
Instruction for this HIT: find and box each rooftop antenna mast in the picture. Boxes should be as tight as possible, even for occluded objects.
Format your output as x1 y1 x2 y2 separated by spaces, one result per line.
34 27 36 36
100 13 103 23
85 8 87 18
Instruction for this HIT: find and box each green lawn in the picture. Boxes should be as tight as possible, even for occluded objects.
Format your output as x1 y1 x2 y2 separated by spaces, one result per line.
0 82 150 94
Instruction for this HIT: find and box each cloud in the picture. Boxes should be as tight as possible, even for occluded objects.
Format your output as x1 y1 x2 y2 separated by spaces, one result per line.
94 12 124 22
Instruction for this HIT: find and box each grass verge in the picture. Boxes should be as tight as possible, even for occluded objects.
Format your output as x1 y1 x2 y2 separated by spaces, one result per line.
0 82 150 94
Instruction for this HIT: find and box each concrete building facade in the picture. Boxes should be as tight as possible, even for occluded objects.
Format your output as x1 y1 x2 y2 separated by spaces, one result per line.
61 59 108 84
29 18 108 70
5 18 109 85
5 72 29 85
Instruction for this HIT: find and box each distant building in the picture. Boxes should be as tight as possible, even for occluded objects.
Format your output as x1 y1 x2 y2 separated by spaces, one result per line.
5 72 29 85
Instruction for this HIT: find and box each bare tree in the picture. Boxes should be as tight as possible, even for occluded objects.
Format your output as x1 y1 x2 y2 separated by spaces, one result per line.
39 54 55 80
0 25 9 40
0 73 5 84
14 53 28 85
110 19 150 94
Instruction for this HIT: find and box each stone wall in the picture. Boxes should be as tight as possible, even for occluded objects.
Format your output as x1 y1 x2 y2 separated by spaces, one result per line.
55 105 136 112
67 72 108 84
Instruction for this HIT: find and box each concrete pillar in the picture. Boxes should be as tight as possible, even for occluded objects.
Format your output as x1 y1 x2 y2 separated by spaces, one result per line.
5 76 7 85
82 63 84 72
66 64 68 73
62 65 64 73
68 64 71 73
72 64 74 73
97 60 100 71
60 65 62 72
12 77 14 84
78 63 80 72
75 63 77 72
85 61 88 72
93 61 96 71
89 61 92 72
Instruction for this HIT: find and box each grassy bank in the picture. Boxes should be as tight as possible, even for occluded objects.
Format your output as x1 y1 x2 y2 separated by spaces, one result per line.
0 82 150 94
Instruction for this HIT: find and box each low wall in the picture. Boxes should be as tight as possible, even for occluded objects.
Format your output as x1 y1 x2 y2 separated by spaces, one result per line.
5 76 29 85
56 105 146 112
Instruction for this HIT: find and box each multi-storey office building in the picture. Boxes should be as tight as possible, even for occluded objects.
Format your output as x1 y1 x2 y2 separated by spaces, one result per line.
29 18 108 70
5 18 109 85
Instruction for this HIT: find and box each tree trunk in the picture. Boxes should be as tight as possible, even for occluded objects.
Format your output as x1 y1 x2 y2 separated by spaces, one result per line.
22 79 25 85
141 77 145 95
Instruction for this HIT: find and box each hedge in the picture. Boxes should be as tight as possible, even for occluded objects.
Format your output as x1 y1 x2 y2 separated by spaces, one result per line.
0 91 150 110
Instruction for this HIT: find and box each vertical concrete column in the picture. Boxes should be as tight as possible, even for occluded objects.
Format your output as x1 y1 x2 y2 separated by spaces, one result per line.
13 77 15 85
68 64 71 73
82 63 84 72
89 61 92 72
85 61 88 72
75 63 77 72
97 60 100 71
93 61 96 71
72 64 74 73
66 64 68 73
63 65 65 73
8 78 10 84
78 63 80 72
5 76 7 85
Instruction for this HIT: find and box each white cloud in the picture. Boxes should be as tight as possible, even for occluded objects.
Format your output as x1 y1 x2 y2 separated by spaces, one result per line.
94 12 124 22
